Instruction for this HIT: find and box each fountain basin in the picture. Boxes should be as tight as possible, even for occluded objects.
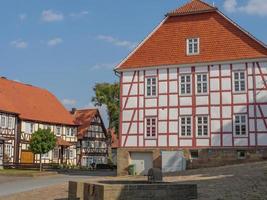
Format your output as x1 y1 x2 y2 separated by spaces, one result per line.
68 180 197 200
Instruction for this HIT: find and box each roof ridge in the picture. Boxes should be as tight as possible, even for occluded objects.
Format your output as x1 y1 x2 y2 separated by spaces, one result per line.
75 108 98 112
0 77 47 92
166 0 217 17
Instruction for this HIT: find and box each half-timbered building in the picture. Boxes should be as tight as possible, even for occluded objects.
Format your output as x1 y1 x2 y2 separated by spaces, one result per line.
72 109 109 167
0 77 77 165
115 0 267 175
0 111 17 164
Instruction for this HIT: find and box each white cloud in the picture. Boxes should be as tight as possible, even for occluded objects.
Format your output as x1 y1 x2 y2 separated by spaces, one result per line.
224 0 267 16
223 0 238 13
70 11 89 18
62 98 77 107
97 35 137 49
47 37 63 46
41 10 64 22
19 14 27 21
10 40 28 49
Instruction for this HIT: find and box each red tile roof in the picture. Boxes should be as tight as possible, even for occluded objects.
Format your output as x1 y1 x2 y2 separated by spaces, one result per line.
116 0 267 71
72 109 106 139
0 77 75 125
56 138 72 147
167 0 217 16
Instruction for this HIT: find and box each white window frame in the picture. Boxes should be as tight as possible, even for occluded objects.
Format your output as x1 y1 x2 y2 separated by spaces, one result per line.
234 114 248 137
145 117 157 139
186 38 200 55
1 116 7 128
25 122 34 134
53 148 59 159
196 73 208 94
145 77 157 97
66 127 74 137
5 144 12 158
7 117 14 129
196 115 209 137
68 149 74 158
56 126 61 136
180 74 192 95
179 116 192 137
42 151 50 159
233 71 246 93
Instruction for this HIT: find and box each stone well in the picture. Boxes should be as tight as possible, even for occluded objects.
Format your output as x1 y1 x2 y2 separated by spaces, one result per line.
68 180 197 200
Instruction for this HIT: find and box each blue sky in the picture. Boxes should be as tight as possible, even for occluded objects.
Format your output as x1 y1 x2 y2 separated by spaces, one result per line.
0 0 266 125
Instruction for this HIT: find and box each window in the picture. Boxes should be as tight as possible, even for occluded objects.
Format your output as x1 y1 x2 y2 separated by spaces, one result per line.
42 152 50 158
1 116 6 128
25 123 34 134
196 116 209 137
237 150 246 159
146 118 157 138
234 115 247 136
53 149 59 159
69 149 74 158
180 116 192 137
146 77 157 97
7 117 14 129
196 74 208 94
190 150 199 159
5 144 12 158
180 75 191 95
66 128 74 137
187 38 199 55
234 71 246 92
56 126 61 136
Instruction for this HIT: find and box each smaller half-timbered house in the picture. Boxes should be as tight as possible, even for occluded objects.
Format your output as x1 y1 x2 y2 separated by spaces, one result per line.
72 109 109 167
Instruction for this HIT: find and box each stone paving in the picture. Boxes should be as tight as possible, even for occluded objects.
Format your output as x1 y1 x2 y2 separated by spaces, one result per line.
1 161 267 200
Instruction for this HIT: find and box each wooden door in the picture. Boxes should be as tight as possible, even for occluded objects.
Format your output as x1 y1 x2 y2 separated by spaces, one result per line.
21 150 34 163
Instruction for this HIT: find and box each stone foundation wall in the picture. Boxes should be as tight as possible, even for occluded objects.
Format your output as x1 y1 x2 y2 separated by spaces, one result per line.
117 147 267 176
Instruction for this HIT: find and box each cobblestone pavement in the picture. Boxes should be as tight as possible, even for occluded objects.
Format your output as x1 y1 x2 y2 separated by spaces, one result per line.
166 161 267 200
1 161 267 200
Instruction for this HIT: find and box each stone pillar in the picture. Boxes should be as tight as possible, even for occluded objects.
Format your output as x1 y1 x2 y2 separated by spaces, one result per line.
117 148 130 176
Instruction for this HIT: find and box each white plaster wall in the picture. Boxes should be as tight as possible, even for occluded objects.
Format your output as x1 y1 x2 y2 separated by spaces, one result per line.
223 134 232 146
169 135 178 146
211 134 220 146
257 134 267 146
158 135 167 146
179 139 192 147
196 139 209 146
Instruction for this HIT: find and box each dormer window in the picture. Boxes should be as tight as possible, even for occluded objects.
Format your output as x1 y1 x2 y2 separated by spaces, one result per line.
187 38 199 55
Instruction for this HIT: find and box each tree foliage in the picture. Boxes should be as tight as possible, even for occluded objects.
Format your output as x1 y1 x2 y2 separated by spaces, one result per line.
92 82 120 134
29 128 57 155
29 128 56 171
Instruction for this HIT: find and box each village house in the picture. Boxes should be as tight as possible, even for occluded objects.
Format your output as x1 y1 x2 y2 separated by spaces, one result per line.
0 77 77 165
72 109 109 167
115 0 267 175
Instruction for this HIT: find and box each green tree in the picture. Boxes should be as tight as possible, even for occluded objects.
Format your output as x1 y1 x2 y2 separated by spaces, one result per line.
29 128 56 171
92 82 120 134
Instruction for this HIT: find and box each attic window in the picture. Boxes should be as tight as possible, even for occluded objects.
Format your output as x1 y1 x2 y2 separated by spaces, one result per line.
187 38 199 55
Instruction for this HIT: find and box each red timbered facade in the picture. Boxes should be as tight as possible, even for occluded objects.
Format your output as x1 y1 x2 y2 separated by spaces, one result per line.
115 0 267 175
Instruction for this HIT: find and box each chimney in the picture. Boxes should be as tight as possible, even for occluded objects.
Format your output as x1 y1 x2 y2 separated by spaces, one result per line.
70 108 77 114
